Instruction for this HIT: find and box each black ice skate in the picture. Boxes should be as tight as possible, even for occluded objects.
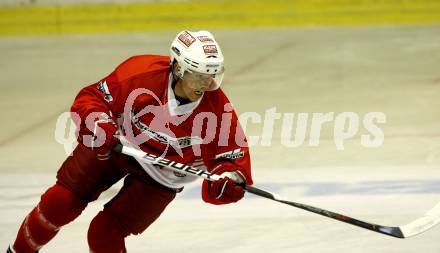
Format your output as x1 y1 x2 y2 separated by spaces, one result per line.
6 246 38 253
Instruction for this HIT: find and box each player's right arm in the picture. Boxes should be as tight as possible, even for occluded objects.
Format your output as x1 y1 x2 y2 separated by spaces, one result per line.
71 72 122 159
71 55 170 158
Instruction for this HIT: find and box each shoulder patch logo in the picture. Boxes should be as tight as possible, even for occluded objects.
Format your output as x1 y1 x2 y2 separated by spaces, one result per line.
215 149 244 160
97 80 113 102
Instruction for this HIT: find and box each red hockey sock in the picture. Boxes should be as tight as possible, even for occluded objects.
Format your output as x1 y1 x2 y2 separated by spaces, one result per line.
12 183 86 253
88 211 127 253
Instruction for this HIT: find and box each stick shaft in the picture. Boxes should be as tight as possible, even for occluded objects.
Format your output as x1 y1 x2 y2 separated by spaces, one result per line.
114 144 440 239
244 185 404 238
116 144 223 181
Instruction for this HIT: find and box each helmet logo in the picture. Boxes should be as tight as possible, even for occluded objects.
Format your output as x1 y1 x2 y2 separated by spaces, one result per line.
206 64 219 67
202 45 218 55
197 36 214 43
178 31 196 47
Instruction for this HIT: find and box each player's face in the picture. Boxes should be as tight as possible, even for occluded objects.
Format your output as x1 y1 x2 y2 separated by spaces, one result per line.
181 71 214 101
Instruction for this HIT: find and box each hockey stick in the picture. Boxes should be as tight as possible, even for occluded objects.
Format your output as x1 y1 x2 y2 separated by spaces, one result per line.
113 144 440 239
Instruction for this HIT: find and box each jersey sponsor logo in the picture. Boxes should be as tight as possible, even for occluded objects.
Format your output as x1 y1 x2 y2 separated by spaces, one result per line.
178 31 196 47
97 80 113 102
133 115 203 149
197 36 214 43
215 148 244 160
157 164 187 178
173 171 187 177
202 45 218 54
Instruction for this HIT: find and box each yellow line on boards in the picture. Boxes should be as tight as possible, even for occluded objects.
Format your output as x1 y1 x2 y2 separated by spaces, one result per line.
1 0 439 36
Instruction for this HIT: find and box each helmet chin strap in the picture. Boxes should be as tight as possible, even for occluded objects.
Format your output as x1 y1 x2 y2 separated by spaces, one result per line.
176 65 185 79
171 63 193 100
171 60 185 80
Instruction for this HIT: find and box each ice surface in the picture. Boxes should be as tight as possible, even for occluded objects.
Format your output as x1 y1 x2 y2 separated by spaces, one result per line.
1 25 439 252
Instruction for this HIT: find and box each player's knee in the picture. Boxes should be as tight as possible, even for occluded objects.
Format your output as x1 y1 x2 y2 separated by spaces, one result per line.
88 211 126 253
39 183 86 226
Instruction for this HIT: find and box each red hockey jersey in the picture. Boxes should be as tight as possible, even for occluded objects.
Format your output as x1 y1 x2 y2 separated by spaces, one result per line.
71 55 253 189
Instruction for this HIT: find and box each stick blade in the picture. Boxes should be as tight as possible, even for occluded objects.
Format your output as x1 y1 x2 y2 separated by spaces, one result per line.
400 202 440 238
376 226 404 238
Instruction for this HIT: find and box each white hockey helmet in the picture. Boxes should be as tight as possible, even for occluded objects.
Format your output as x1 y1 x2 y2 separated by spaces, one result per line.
170 30 224 91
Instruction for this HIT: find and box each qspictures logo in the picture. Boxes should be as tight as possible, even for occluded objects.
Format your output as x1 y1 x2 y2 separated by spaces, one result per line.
54 88 386 156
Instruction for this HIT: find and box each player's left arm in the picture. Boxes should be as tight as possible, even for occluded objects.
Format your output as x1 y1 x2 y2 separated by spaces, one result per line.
201 106 253 205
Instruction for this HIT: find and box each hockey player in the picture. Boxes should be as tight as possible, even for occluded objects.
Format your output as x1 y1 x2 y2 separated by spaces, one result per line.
8 30 253 253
